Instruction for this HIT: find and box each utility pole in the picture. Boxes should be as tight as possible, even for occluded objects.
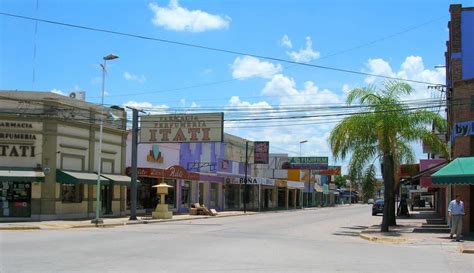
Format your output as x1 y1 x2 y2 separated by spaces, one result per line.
244 141 248 214
127 107 144 221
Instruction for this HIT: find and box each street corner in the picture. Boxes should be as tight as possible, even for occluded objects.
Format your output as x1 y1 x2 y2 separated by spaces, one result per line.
359 230 410 244
459 242 474 254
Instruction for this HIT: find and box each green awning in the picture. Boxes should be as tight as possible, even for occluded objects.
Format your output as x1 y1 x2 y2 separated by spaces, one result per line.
56 170 108 185
432 157 474 185
100 173 139 185
0 169 45 182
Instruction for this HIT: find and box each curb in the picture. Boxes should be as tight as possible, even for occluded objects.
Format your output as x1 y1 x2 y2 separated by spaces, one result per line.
0 226 41 231
459 244 474 254
359 231 409 244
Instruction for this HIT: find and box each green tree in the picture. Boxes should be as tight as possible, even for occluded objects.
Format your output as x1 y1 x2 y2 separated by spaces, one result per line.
329 81 448 232
362 164 377 202
333 175 346 188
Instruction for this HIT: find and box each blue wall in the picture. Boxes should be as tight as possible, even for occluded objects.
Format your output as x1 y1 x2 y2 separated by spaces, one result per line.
462 11 474 80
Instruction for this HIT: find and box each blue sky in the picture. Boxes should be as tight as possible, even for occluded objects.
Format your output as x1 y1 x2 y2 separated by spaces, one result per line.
2 0 473 171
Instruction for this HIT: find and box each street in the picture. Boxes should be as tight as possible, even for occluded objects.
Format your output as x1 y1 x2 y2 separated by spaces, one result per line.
1 205 472 273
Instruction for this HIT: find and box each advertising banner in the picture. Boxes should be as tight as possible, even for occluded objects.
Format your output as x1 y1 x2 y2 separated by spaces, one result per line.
140 113 224 143
288 157 328 169
312 166 341 175
254 141 269 164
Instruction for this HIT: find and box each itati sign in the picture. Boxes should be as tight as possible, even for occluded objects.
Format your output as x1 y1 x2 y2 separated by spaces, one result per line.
140 113 224 143
0 121 42 166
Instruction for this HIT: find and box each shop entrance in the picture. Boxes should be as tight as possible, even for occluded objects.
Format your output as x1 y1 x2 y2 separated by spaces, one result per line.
471 186 474 232
277 188 286 208
1 182 31 217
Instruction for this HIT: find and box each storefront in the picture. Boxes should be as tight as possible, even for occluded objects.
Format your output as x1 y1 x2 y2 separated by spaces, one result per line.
287 181 304 209
129 166 200 213
0 169 44 218
1 92 129 221
224 176 276 211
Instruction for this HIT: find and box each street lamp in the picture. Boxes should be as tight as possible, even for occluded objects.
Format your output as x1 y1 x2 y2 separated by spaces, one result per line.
299 140 308 156
92 54 119 224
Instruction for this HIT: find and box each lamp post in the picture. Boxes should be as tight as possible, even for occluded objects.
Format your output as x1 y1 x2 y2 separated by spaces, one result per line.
92 54 119 224
299 140 307 208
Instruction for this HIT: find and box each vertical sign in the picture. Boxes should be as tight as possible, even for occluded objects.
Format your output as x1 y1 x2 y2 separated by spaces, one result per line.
254 141 269 164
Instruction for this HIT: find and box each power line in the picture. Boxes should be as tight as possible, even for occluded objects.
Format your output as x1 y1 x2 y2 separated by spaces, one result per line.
0 12 445 87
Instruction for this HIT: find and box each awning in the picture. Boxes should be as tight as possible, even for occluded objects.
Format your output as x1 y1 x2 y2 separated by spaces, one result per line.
0 169 45 182
100 173 139 185
432 157 474 185
56 170 108 185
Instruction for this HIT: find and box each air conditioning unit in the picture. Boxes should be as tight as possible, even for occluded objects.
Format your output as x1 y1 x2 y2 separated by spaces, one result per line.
69 91 86 101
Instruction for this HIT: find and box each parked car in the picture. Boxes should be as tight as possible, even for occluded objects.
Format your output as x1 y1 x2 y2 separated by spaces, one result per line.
372 199 384 216
367 198 375 204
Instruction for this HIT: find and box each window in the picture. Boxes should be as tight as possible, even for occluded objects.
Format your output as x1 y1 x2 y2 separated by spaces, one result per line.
164 179 176 209
61 184 84 203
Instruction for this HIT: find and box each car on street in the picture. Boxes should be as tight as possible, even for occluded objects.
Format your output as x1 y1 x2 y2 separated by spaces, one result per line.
367 198 375 204
372 199 384 215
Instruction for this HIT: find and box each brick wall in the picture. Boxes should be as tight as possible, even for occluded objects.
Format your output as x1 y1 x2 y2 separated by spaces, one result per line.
453 185 471 234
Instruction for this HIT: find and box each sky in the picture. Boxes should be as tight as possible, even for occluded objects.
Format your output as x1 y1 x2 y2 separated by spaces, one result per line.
1 0 473 173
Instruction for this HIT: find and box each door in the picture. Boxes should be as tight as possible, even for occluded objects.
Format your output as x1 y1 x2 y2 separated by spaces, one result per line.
101 185 113 215
1 182 31 217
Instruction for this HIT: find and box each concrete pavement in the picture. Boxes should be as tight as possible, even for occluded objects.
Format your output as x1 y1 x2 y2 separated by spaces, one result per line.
359 210 474 254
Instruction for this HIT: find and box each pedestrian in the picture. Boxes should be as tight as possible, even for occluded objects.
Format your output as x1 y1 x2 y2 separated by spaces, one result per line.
448 194 465 241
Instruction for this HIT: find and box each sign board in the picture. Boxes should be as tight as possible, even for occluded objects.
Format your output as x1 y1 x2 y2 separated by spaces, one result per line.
399 164 420 177
451 120 474 142
140 113 224 143
254 141 269 164
225 176 275 186
288 157 328 170
312 166 341 175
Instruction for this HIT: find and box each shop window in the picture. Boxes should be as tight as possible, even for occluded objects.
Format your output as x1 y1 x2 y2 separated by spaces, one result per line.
61 184 84 203
164 179 176 209
181 181 191 208
210 183 219 207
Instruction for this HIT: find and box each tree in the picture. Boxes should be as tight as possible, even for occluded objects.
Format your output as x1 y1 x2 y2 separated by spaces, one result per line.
333 175 346 188
362 164 377 202
329 81 448 232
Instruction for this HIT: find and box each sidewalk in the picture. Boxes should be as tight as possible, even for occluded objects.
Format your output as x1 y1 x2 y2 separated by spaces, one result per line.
0 210 257 230
359 211 474 254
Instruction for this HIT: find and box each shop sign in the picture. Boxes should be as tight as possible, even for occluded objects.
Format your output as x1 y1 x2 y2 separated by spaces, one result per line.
399 164 419 177
254 141 269 164
140 113 224 143
133 166 200 180
225 176 275 186
0 121 40 159
287 181 305 188
287 157 328 170
451 120 474 141
312 166 341 175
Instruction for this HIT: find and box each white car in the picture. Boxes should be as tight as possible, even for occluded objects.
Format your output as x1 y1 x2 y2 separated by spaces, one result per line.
367 198 375 204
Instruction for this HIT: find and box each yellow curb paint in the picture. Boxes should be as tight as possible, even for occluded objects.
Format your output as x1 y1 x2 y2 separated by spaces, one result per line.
459 244 474 254
0 226 40 231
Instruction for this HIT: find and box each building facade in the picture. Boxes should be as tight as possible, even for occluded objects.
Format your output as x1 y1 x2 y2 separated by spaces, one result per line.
445 4 474 233
1 91 130 221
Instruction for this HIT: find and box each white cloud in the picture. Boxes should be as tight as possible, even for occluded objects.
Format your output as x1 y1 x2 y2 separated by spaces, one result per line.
51 89 66 96
122 101 169 115
231 56 283 79
262 74 342 106
149 0 230 32
286 37 320 63
123 72 146 83
342 84 351 95
280 35 292 48
363 56 445 100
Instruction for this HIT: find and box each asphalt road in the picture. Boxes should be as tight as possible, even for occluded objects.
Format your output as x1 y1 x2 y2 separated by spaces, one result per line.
1 205 472 273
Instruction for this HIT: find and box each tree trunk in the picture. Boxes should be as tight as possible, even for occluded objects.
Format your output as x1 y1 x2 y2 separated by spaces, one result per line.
381 154 396 232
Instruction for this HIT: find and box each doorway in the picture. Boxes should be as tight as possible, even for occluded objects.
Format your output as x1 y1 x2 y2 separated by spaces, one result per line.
471 186 474 232
101 185 113 215
198 183 204 205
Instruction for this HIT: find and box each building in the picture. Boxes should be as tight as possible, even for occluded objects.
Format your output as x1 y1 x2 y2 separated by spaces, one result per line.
0 91 130 221
440 4 474 234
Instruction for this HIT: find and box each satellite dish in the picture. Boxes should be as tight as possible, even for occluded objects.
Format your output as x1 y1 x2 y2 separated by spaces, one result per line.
69 92 76 99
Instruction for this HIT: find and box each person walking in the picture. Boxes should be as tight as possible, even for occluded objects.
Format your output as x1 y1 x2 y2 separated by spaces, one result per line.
448 194 465 241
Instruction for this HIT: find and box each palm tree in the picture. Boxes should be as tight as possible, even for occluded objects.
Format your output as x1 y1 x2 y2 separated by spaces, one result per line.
329 81 448 232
